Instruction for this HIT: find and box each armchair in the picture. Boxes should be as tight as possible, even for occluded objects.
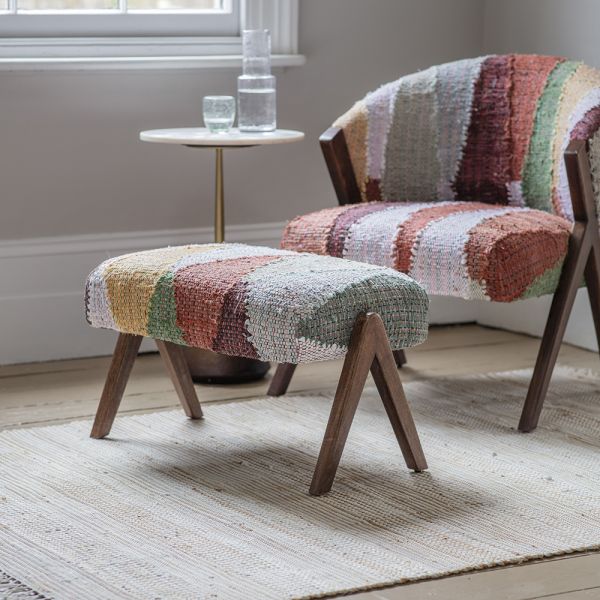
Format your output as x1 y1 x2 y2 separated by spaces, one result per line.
271 55 600 432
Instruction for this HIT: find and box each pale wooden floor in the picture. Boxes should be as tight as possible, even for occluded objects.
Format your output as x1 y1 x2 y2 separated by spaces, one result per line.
1 324 600 599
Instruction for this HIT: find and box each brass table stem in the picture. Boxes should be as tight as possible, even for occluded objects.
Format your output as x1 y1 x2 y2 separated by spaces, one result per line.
214 148 225 243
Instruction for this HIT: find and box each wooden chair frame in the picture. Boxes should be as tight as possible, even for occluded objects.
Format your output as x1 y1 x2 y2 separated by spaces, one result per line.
91 313 427 496
275 127 600 433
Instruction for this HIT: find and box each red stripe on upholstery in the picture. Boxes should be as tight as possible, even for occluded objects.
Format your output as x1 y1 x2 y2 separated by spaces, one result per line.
174 256 282 350
571 105 600 141
453 55 513 204
393 202 484 273
281 206 350 255
465 211 570 302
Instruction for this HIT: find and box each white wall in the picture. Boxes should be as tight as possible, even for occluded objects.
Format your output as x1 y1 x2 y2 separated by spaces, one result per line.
0 0 485 363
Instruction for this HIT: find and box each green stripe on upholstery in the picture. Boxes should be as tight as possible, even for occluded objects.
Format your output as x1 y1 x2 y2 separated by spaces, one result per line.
519 259 565 300
148 271 185 344
298 273 429 350
522 61 580 212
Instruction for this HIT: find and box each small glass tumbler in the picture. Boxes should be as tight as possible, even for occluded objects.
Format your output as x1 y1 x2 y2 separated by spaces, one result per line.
203 95 235 133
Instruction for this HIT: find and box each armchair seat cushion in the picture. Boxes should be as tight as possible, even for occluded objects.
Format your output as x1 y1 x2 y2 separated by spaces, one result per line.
281 201 572 302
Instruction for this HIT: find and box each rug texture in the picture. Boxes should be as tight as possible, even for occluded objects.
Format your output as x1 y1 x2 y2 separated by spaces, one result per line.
1 367 600 600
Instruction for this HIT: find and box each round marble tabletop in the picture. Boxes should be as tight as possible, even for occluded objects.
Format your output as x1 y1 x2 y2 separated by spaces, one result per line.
139 127 304 147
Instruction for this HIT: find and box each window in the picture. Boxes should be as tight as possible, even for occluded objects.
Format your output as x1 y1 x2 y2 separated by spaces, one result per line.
0 0 239 37
0 0 303 69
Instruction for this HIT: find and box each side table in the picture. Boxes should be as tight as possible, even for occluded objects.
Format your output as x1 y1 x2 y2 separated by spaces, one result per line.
139 127 305 383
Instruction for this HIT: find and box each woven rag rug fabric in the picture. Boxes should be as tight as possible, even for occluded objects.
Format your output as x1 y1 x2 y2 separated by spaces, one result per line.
85 243 429 363
1 367 600 599
281 54 600 302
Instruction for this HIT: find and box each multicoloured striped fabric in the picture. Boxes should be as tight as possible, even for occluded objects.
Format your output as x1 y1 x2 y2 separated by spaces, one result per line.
334 54 600 221
282 202 571 302
85 244 429 363
281 54 600 302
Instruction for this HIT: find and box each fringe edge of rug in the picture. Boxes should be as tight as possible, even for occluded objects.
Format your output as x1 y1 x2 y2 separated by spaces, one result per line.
1 570 49 600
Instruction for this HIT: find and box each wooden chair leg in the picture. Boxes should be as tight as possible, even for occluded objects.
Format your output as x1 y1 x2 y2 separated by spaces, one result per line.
371 323 427 472
267 363 297 396
393 349 407 368
309 313 427 496
156 340 203 419
91 333 143 439
584 243 600 354
519 227 590 432
519 139 600 432
574 139 600 358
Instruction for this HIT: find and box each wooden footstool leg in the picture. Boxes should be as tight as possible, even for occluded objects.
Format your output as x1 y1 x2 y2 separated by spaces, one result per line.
371 329 427 473
309 313 427 496
268 363 297 396
91 333 143 439
156 340 203 419
393 349 407 368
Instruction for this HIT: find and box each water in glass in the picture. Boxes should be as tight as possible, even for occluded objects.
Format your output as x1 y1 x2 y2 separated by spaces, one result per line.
203 96 235 134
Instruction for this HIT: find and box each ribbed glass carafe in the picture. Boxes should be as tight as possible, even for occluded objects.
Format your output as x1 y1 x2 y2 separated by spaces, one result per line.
237 29 277 132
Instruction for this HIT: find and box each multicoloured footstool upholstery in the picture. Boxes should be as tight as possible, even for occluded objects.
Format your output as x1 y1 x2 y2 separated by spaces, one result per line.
86 243 429 495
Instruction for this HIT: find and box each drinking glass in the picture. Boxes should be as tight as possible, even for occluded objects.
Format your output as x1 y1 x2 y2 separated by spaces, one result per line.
203 96 236 133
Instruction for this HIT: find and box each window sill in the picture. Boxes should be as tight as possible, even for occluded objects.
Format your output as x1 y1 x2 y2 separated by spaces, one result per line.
0 53 306 71
0 35 305 71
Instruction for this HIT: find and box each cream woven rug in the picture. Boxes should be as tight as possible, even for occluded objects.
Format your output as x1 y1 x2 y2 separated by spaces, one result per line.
1 367 600 600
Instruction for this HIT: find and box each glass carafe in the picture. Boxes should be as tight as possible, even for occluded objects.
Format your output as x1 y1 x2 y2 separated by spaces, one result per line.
237 29 276 132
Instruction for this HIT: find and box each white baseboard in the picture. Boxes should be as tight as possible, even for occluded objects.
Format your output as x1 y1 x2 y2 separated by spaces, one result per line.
1 224 596 364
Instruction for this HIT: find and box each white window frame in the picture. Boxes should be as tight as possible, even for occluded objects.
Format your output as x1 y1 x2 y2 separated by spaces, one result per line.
0 0 304 69
0 0 239 38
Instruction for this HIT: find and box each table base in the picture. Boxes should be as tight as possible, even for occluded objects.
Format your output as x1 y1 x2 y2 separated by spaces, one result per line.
183 347 270 384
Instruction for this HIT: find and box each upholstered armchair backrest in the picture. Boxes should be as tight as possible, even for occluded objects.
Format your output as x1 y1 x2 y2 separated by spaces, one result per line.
334 54 600 221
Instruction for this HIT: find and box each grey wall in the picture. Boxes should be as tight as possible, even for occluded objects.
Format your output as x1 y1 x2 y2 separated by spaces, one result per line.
0 0 484 240
484 0 600 68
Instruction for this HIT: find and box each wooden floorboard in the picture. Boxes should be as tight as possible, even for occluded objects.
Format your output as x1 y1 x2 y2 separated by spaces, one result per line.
1 324 599 599
347 554 600 600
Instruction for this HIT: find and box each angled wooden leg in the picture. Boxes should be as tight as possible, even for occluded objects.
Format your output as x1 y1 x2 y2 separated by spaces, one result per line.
520 139 600 432
309 313 427 496
585 242 600 353
393 349 407 368
268 363 297 396
156 340 203 419
309 314 374 496
91 333 143 439
371 319 427 471
519 226 590 432
576 138 600 355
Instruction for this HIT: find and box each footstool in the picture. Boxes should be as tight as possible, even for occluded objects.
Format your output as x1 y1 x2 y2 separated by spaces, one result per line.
86 243 430 495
